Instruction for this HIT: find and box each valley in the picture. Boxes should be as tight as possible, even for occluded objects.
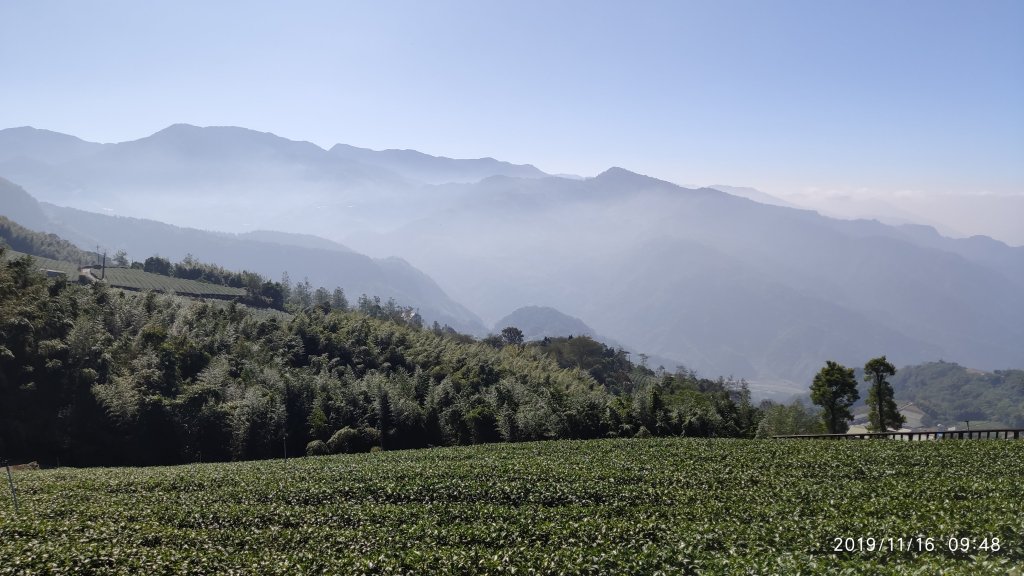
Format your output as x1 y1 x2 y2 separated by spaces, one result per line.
2 125 1021 393
3 4 1020 574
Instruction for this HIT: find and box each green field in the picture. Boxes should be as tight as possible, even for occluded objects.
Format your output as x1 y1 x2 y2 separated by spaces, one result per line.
96 267 246 297
2 249 246 298
1 439 1021 575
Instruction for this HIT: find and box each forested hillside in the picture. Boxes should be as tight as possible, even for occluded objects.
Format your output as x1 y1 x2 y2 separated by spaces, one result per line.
4 218 1019 468
0 214 100 265
0 246 759 467
888 362 1024 428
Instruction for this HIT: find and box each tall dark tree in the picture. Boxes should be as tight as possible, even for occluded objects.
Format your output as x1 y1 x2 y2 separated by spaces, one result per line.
500 326 524 346
331 288 348 311
864 356 904 432
143 255 172 276
809 360 859 433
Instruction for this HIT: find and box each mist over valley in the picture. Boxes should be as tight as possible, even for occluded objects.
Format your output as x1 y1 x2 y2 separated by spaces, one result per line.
2 124 1021 397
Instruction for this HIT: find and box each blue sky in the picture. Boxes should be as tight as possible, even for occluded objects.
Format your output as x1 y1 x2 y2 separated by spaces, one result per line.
1 0 1022 199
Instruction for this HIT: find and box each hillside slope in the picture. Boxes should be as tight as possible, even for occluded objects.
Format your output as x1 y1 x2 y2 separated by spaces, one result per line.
2 126 1022 388
0 179 485 332
353 169 1023 385
887 362 1024 428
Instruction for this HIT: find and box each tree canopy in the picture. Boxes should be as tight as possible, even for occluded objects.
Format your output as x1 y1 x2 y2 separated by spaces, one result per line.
0 247 765 467
810 360 859 433
864 356 905 432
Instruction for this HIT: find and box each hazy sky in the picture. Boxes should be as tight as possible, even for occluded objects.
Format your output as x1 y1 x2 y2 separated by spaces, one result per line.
2 1 1022 200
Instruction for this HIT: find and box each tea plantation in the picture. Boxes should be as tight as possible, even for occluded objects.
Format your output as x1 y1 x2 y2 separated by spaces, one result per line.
1 438 1021 575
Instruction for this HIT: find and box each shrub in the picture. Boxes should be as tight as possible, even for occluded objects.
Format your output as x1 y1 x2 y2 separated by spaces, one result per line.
305 440 329 456
359 427 382 451
328 427 361 454
326 426 383 453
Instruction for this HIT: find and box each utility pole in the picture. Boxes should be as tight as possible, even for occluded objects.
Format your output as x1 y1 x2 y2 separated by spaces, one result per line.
101 250 107 280
3 460 18 513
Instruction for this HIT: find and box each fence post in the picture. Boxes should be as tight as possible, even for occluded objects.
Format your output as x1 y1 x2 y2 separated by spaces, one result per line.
4 460 18 513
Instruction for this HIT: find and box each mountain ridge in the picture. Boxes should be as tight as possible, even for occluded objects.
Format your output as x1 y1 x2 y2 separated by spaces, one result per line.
330 142 548 184
1 125 1020 391
0 178 485 333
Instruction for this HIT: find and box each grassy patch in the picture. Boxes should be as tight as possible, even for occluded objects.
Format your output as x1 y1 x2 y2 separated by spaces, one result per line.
96 267 245 297
2 249 245 297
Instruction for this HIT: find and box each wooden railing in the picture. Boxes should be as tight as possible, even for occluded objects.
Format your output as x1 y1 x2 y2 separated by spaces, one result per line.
773 429 1024 441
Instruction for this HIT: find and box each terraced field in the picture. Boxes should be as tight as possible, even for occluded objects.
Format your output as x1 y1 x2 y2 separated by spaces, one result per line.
96 267 246 297
2 250 246 298
1 439 1021 575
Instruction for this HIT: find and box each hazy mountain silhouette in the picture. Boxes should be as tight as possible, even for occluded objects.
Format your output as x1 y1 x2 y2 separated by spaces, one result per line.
0 178 484 333
0 127 106 164
331 143 547 184
350 168 1023 389
0 177 49 230
2 125 1021 393
0 125 552 235
494 306 598 341
237 230 354 253
709 184 796 208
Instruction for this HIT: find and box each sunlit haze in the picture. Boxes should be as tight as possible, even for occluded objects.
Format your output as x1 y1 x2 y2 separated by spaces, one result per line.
1 6 1023 564
2 0 1022 243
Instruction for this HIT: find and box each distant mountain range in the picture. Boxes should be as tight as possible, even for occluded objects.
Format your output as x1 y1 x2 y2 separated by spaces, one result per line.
0 125 547 236
1 124 1021 395
0 177 484 333
330 143 547 185
708 185 796 209
353 167 1022 383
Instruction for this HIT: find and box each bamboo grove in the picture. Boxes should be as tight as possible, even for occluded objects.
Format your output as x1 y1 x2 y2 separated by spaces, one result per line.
0 247 761 466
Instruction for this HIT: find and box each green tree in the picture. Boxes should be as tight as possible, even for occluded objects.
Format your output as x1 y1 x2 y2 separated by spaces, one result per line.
291 277 313 309
280 271 292 303
143 255 172 276
754 400 824 438
864 356 905 432
500 326 524 346
313 286 331 307
809 360 859 433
